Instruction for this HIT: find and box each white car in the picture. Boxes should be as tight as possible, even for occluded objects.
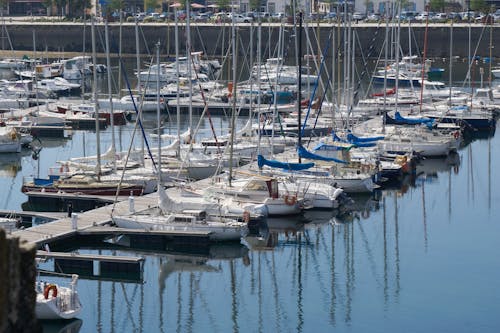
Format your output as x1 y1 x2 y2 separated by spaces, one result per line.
352 12 366 21
228 13 253 23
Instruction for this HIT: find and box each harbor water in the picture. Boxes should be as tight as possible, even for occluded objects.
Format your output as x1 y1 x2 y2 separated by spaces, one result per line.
2 61 500 332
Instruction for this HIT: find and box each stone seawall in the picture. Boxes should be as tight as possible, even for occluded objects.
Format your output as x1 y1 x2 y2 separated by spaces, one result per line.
4 23 498 60
0 230 39 333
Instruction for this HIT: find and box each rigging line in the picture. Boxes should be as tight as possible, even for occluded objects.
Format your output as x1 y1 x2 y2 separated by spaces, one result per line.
462 23 488 88
362 38 386 100
118 55 157 169
188 46 221 154
301 31 332 138
353 21 382 102
193 25 209 59
138 24 151 56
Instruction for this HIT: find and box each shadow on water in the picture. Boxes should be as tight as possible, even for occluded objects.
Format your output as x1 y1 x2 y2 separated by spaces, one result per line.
40 318 82 333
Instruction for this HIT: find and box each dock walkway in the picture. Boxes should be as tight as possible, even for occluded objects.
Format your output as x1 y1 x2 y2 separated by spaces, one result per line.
12 192 157 246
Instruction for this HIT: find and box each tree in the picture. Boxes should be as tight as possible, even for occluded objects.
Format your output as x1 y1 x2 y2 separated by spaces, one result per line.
429 0 445 12
470 0 487 12
108 0 124 11
42 0 53 15
216 0 230 11
54 0 67 17
69 0 91 18
144 0 161 12
249 0 260 12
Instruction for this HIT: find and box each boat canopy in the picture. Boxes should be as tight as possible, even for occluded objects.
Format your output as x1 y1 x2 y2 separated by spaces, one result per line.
385 111 434 129
257 154 314 171
297 145 348 164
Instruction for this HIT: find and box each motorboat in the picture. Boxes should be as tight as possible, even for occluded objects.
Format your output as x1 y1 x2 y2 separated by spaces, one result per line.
35 274 82 320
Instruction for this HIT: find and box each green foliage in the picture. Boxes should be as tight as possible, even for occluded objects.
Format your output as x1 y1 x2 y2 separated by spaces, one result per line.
249 0 260 11
429 0 445 12
144 0 160 11
108 0 124 11
216 0 231 11
41 0 52 8
68 0 91 17
470 0 487 12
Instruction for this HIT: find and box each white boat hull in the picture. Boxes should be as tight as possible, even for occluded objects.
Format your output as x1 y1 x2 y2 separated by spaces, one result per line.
113 215 247 242
36 286 82 320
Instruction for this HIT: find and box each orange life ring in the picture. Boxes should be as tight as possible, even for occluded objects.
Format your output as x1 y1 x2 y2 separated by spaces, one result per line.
43 284 58 299
284 195 297 206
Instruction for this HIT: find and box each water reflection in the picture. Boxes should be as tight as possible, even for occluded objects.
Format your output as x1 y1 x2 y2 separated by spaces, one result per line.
40 318 82 333
0 152 23 177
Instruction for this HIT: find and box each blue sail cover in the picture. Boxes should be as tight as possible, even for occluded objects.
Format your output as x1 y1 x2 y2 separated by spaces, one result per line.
332 130 348 143
346 132 385 143
313 142 352 151
257 155 314 171
394 111 434 125
297 145 348 164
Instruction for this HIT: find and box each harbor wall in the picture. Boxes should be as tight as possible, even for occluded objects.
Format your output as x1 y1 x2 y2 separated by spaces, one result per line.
4 23 498 61
0 230 40 333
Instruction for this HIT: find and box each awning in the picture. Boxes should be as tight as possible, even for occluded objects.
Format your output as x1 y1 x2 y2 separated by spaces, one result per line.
191 3 205 8
169 2 182 8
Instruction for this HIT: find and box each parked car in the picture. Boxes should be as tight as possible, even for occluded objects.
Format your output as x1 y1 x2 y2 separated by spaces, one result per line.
324 12 338 20
400 11 417 21
211 12 229 22
227 13 253 23
352 12 366 21
459 11 475 21
254 12 270 20
447 12 462 21
134 12 147 21
193 12 211 22
431 13 447 22
414 12 429 21
148 13 160 21
271 12 285 21
366 12 380 21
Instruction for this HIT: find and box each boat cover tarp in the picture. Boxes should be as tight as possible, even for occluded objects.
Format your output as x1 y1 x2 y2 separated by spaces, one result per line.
346 132 385 143
313 142 353 152
394 111 434 125
332 131 377 148
257 154 314 171
297 145 348 164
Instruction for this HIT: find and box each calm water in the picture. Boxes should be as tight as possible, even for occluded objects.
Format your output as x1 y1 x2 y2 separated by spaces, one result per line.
2 62 500 332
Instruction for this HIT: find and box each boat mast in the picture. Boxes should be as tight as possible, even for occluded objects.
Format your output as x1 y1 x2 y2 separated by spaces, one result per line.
135 18 144 165
256 13 262 159
448 20 453 106
174 4 181 158
228 4 238 187
91 17 101 181
382 1 389 133
105 20 116 172
156 42 162 185
186 1 193 143
118 10 123 97
297 12 303 163
419 3 430 114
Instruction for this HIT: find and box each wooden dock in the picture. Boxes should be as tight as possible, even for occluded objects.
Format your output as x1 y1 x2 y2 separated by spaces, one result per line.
37 251 145 283
12 191 213 248
12 192 156 246
0 209 67 222
36 250 144 264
